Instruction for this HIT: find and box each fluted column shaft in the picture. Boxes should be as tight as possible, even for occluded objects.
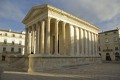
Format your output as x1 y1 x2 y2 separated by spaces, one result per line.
31 26 35 53
45 17 51 54
40 21 45 54
62 22 66 55
80 28 84 56
25 28 28 54
35 23 39 54
87 30 89 56
70 25 74 56
76 27 80 56
55 19 59 54
29 28 31 54
88 32 92 56
84 30 88 56
74 27 77 55
92 33 95 56
95 34 98 56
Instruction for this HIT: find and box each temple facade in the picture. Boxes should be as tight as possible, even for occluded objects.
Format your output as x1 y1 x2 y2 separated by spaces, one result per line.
22 4 101 72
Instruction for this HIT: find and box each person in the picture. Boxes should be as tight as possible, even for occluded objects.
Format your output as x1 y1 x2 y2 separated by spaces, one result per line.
31 52 34 54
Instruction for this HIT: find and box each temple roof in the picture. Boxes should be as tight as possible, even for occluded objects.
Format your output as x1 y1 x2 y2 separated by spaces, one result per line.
22 4 100 30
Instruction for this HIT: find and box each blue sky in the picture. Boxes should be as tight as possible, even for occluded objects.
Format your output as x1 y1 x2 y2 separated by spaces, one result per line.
0 0 120 32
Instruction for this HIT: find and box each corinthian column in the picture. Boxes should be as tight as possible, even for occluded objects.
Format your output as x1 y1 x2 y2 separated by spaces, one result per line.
45 17 51 55
92 33 95 56
88 32 92 56
70 24 74 56
76 27 80 56
29 28 31 54
80 28 84 56
31 25 35 54
35 23 39 54
55 19 59 55
40 21 45 54
62 21 66 55
24 27 28 55
95 34 98 56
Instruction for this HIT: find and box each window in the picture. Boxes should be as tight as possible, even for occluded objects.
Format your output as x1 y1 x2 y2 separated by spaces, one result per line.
20 35 22 38
12 34 15 37
105 33 107 35
99 47 101 51
105 38 109 43
4 39 7 44
114 31 116 34
3 47 6 52
18 48 21 53
19 41 22 45
115 47 119 50
0 33 2 36
12 41 15 45
5 33 7 36
114 37 118 42
11 48 14 52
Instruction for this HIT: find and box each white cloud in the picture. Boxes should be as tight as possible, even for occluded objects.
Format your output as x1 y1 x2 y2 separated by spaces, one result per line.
0 1 25 22
54 0 120 30
80 0 120 22
0 0 120 31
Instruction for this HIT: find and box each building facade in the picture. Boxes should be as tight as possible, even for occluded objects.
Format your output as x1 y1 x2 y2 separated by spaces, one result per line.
99 29 120 61
0 29 25 61
22 4 101 72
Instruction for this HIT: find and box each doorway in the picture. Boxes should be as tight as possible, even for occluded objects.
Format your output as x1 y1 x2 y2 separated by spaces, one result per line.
106 53 111 61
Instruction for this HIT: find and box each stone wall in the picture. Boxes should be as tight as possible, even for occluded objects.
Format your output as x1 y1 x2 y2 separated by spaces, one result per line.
28 54 101 72
5 55 29 71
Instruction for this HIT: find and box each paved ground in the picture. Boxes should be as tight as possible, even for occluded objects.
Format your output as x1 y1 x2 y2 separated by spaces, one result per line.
1 62 120 80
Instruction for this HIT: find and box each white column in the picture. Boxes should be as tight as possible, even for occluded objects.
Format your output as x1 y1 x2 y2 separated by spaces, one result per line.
95 34 98 56
87 30 89 56
34 26 36 54
94 33 96 56
29 28 31 54
84 30 88 56
92 33 95 56
74 26 77 55
35 23 39 54
31 26 35 54
40 21 45 54
24 28 28 54
91 33 93 56
45 17 51 55
70 24 74 56
55 19 59 55
88 32 92 56
62 21 66 55
76 27 80 56
80 28 84 56
39 23 41 54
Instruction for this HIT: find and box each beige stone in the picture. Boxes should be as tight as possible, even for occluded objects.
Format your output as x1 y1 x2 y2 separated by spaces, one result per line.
22 4 101 72
99 29 120 61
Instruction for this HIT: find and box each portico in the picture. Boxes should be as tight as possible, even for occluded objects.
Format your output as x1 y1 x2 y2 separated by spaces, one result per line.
23 4 101 72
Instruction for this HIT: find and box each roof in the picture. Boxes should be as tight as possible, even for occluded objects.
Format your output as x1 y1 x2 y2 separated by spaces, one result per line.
22 4 100 31
0 29 25 35
99 29 119 34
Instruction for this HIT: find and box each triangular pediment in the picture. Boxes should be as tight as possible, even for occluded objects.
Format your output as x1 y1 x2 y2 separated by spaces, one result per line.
22 4 48 24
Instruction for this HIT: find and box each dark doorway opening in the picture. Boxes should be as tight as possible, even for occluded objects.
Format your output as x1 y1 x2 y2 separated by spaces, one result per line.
2 55 5 61
106 53 111 61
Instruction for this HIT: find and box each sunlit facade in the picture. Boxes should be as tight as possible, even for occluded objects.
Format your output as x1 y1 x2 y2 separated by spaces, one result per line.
0 29 25 61
99 29 120 61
